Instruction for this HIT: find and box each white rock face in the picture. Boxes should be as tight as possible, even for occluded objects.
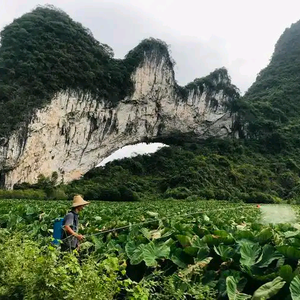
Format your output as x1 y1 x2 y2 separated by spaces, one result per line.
0 53 237 189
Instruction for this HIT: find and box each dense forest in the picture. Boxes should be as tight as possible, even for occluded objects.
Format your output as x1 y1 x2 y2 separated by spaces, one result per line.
233 19 300 149
2 6 300 202
3 137 300 203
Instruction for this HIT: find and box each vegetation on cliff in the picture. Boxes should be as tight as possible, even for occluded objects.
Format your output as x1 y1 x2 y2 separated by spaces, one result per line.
1 137 298 203
234 19 300 151
0 5 238 138
69 140 300 203
0 5 129 137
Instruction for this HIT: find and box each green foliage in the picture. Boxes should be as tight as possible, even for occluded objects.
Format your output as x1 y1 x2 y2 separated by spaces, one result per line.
164 187 192 199
125 37 173 73
0 188 46 199
10 136 300 203
183 67 240 105
290 275 300 300
5 199 300 298
226 276 251 300
236 19 300 153
3 199 300 298
38 139 300 202
251 277 286 300
0 233 146 299
0 200 258 299
10 172 62 199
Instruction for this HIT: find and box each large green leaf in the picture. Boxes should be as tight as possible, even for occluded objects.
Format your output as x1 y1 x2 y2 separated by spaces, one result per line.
255 228 273 244
183 246 198 256
284 231 300 239
79 241 94 251
190 235 206 248
214 230 235 244
164 238 175 247
146 211 159 218
255 244 282 268
125 241 147 265
214 245 236 261
170 248 188 268
26 206 35 215
279 265 293 283
203 234 221 246
226 276 251 300
176 235 191 248
202 270 217 286
126 241 170 267
142 241 170 267
277 245 300 260
159 228 174 239
289 238 300 248
140 227 151 240
239 241 261 267
273 232 284 246
196 246 210 261
218 271 244 298
290 275 300 300
193 225 209 237
251 276 285 300
91 236 105 252
125 240 137 258
203 214 210 222
235 230 255 241
251 273 278 282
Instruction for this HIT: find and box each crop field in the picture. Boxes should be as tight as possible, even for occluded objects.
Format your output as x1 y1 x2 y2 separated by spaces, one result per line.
1 200 300 299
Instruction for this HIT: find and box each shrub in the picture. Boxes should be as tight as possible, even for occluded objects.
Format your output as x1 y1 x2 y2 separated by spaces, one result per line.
51 188 68 200
214 189 231 200
164 187 192 200
198 188 215 200
0 234 147 300
118 186 140 202
100 187 122 201
245 192 275 204
0 189 46 200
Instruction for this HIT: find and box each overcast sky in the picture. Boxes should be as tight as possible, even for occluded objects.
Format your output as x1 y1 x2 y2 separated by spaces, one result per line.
2 0 300 162
2 0 300 93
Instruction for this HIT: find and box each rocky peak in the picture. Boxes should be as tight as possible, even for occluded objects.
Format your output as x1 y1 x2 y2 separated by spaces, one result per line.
0 7 239 188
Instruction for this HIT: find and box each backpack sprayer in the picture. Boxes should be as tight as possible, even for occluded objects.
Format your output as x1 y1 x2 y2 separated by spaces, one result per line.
52 217 64 245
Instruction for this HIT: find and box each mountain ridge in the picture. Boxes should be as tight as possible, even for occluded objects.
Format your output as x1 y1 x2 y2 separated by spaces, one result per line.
0 6 240 188
0 5 239 138
2 5 300 200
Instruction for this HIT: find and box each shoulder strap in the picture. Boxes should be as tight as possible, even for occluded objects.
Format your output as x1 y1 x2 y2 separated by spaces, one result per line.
70 211 77 225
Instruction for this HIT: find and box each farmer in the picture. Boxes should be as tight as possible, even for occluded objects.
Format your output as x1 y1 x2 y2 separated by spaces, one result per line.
61 194 90 252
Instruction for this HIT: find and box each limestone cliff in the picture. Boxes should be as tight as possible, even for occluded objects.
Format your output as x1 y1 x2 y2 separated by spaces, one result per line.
0 52 238 188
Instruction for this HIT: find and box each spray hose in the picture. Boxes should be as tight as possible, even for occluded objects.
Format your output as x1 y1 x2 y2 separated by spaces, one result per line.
60 204 258 242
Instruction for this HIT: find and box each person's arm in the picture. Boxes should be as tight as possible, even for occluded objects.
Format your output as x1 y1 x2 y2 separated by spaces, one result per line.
64 225 84 241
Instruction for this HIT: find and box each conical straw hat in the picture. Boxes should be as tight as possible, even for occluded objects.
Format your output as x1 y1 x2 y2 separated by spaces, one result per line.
72 195 90 208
